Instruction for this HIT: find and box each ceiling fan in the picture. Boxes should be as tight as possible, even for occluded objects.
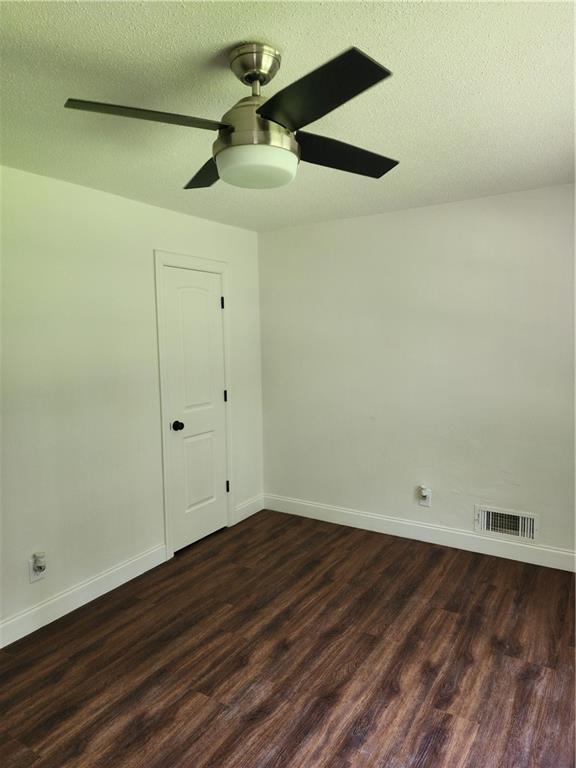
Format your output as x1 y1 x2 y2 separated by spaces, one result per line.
65 44 398 190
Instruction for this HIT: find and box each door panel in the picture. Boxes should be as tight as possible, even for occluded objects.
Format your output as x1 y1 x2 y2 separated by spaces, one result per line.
161 266 228 551
180 287 214 408
184 432 215 510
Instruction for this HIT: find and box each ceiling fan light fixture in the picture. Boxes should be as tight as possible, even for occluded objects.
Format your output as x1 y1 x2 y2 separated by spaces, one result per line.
215 144 298 189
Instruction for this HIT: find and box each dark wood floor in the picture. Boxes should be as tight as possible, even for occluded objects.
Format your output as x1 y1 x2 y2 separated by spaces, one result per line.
1 510 574 768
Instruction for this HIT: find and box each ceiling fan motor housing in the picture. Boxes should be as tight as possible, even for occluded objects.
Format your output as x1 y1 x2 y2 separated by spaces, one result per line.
213 96 299 158
213 96 300 188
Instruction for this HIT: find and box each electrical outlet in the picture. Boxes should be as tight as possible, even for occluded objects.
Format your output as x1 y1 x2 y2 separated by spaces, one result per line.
28 552 46 583
417 486 432 508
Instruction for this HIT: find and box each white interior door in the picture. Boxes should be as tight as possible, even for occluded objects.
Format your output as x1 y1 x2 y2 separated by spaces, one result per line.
159 264 229 552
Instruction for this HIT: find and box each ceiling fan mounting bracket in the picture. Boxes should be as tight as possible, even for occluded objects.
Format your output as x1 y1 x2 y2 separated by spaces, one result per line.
228 43 281 87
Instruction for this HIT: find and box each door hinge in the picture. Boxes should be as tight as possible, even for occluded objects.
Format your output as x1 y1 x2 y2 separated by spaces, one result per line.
220 296 225 309
226 480 230 493
224 389 228 402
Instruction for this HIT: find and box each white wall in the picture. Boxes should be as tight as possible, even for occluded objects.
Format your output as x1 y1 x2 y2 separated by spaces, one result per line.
259 185 574 566
1 166 263 635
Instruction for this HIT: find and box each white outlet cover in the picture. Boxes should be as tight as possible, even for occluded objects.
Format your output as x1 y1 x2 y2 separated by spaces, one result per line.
28 557 45 583
418 487 432 507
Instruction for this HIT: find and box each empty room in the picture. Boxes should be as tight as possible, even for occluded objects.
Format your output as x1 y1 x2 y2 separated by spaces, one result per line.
0 1 574 766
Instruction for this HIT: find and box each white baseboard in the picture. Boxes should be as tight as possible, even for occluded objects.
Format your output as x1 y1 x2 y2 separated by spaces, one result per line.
234 494 265 523
0 544 168 648
3 495 570 649
264 493 575 572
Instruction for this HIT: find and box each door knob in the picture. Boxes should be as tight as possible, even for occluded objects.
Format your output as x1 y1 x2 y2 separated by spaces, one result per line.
171 420 185 431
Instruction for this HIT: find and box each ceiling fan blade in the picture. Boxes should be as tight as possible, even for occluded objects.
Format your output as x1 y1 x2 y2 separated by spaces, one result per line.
184 158 219 189
256 48 391 132
297 131 398 178
65 99 227 131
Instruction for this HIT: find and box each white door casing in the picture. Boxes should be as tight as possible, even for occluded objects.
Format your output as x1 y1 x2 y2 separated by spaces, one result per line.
155 251 232 555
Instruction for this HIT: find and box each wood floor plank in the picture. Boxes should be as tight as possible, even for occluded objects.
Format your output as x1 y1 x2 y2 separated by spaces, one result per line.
5 601 235 743
32 689 227 768
0 736 39 768
2 510 573 767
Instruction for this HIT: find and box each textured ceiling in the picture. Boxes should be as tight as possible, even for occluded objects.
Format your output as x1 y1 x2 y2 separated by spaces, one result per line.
0 1 573 232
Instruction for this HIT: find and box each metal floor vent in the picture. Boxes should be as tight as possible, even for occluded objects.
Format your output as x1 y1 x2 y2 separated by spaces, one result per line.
475 505 538 542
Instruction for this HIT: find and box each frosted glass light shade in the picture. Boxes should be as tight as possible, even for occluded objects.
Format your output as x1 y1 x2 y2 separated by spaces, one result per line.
215 145 298 189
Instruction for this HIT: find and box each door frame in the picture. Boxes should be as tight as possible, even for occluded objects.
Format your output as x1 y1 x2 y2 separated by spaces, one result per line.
154 249 234 558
